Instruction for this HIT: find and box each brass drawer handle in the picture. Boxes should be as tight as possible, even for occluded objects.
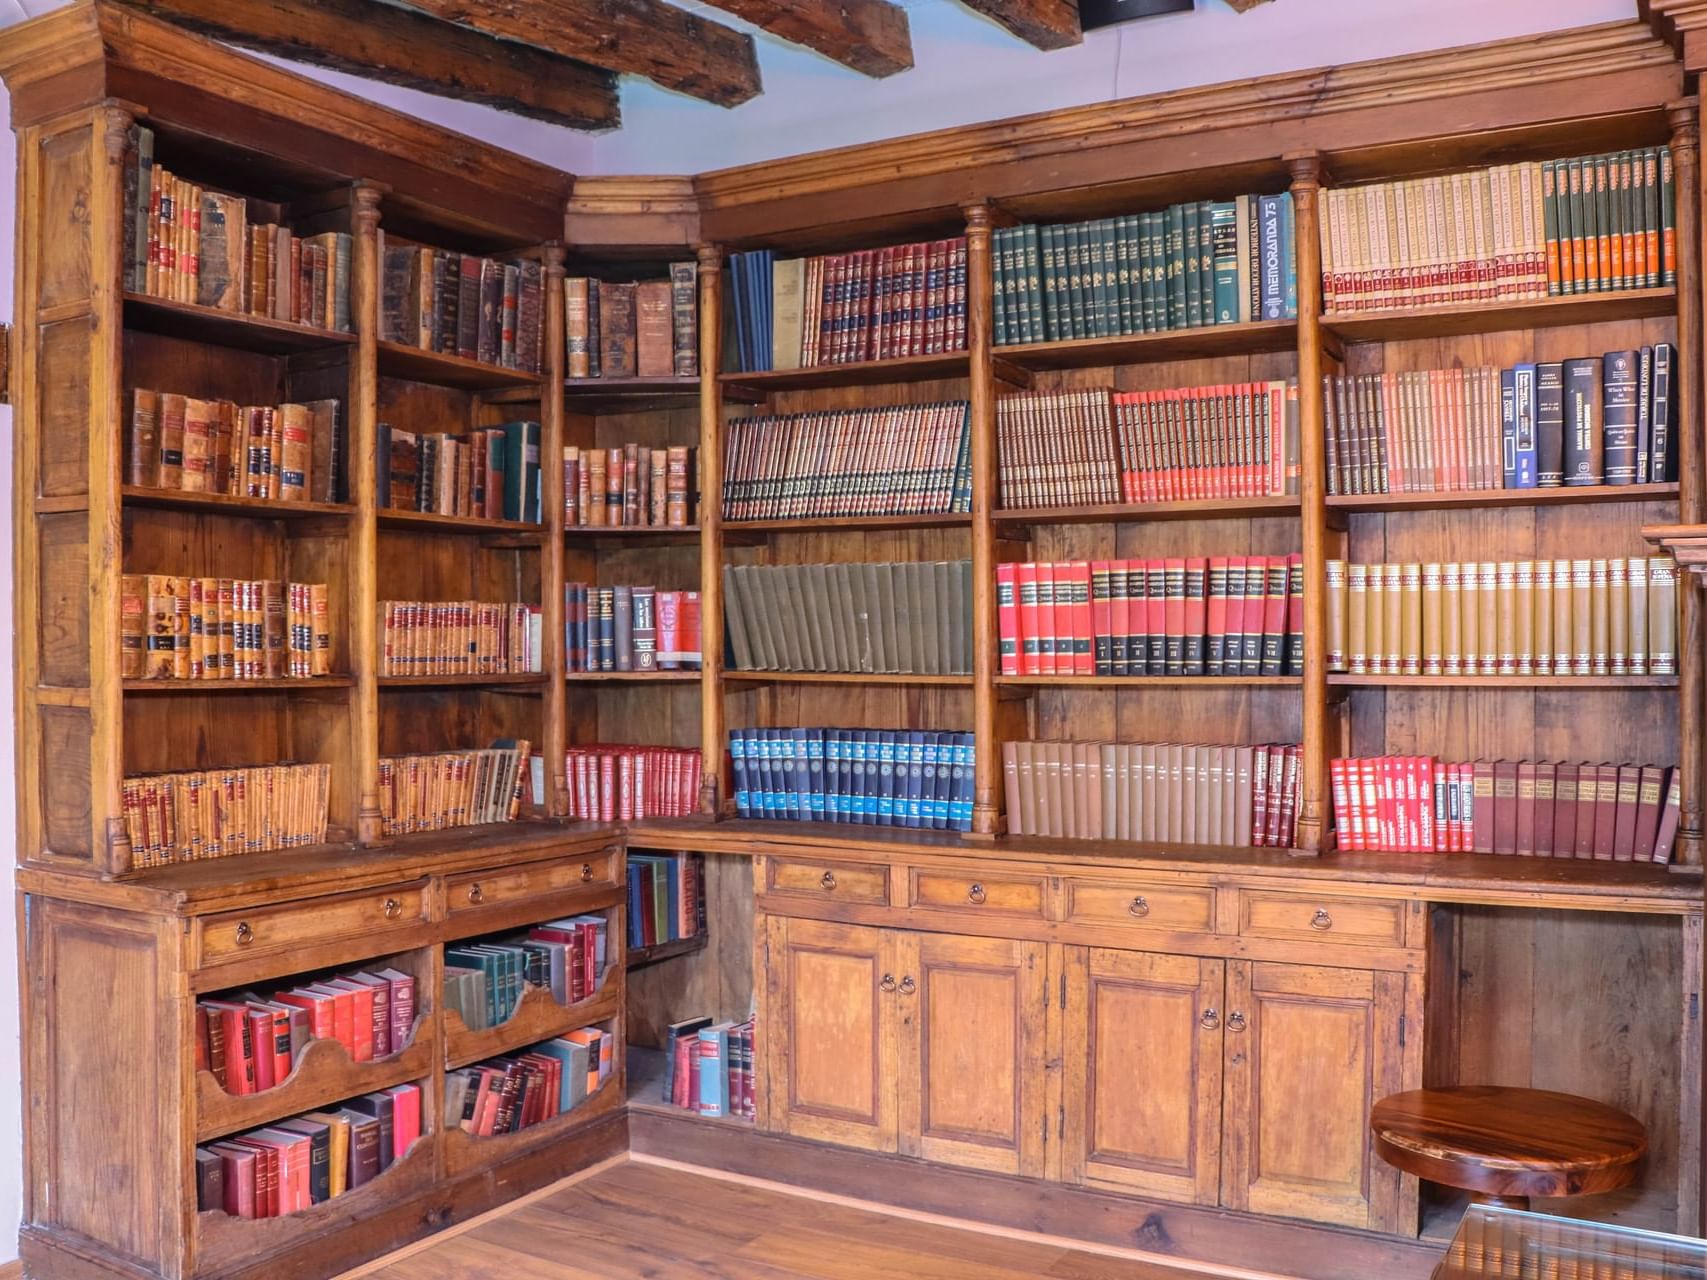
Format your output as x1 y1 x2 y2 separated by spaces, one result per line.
820 871 836 891
1200 1008 1219 1031
383 897 403 919
467 883 484 904
1129 895 1150 917
880 973 897 993
234 921 253 947
581 863 594 882
967 883 986 905
898 975 916 995
1311 908 1333 931
1227 1011 1247 1033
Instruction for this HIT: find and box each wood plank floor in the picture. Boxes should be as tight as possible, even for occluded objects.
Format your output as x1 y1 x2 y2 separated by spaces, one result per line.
347 1159 1255 1280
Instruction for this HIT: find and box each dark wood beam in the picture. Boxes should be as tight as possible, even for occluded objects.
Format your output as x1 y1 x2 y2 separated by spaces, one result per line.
1223 0 1276 12
113 0 620 130
955 0 1081 50
404 0 762 107
700 0 913 78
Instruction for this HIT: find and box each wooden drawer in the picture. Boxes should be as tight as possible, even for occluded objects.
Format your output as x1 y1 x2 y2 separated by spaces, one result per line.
764 856 890 905
1236 891 1406 948
446 851 618 916
909 868 1047 918
1063 879 1215 933
197 882 429 967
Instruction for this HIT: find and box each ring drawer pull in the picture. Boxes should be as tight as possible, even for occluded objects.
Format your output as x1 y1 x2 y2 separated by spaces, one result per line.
383 897 403 919
967 883 986 905
1200 1008 1219 1030
880 973 897 993
467 883 484 904
898 976 916 995
820 871 837 891
1227 1011 1247 1033
1311 908 1333 931
581 863 594 882
1129 895 1150 917
234 921 253 947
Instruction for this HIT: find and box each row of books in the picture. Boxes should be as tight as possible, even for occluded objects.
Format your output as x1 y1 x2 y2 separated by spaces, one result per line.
127 390 344 505
563 443 696 528
992 194 1299 345
1325 557 1678 678
730 728 974 832
195 1086 422 1218
564 269 698 379
1321 149 1675 312
722 402 972 521
723 561 973 676
1003 740 1302 848
996 383 1300 511
123 763 330 868
565 584 702 673
628 853 706 952
196 966 416 1095
1331 756 1680 862
126 127 352 332
565 746 702 822
730 240 969 372
379 241 545 373
1325 347 1678 496
376 743 531 836
662 1016 756 1120
377 422 541 524
378 601 541 677
444 919 608 1030
446 1030 614 1137
997 556 1304 678
124 576 332 682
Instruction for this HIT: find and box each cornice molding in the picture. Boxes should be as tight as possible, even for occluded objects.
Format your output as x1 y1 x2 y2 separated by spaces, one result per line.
1643 0 1707 66
567 176 698 218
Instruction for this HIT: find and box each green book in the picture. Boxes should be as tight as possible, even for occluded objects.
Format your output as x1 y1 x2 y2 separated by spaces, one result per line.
1085 219 1108 337
992 227 1010 345
1568 157 1589 294
1182 201 1202 327
1196 200 1216 324
1097 217 1118 336
1613 150 1632 291
1004 225 1023 343
1644 147 1661 287
1023 224 1043 345
1557 158 1576 295
1594 153 1613 292
1541 160 1560 296
1165 204 1186 330
1210 201 1239 324
1040 224 1061 341
1661 144 1676 285
1137 211 1156 333
1066 222 1088 338
1113 215 1135 335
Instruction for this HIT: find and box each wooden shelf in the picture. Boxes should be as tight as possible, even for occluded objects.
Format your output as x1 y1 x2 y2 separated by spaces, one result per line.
443 978 621 1071
724 671 974 686
626 1045 753 1126
119 486 354 521
123 676 353 693
123 293 356 354
997 674 1301 688
562 374 743 412
377 508 544 536
625 933 707 970
720 350 971 393
995 495 1301 526
723 512 973 536
1321 288 1677 343
441 1076 623 1179
995 318 1299 369
1329 483 1680 513
1329 674 1679 689
566 670 702 683
376 340 545 390
378 673 548 689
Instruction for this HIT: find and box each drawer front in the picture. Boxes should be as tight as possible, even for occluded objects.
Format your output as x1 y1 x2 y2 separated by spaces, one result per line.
1064 879 1215 933
447 851 618 916
909 869 1047 918
1237 891 1406 948
199 882 429 966
765 857 890 905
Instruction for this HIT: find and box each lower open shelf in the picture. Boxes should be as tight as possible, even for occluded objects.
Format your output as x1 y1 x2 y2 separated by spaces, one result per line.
626 1044 754 1129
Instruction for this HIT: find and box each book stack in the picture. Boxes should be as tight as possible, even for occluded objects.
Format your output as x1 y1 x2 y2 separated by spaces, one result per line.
628 853 706 952
378 242 544 372
378 421 541 523
724 561 972 676
1326 346 1678 495
727 239 968 372
197 966 417 1093
1004 740 1303 848
563 443 696 527
565 746 702 822
124 126 353 332
379 601 540 677
446 1029 614 1136
123 575 330 681
564 266 698 379
1331 755 1681 862
566 585 702 673
1321 147 1674 312
723 402 972 521
662 1016 757 1121
997 556 1304 678
991 193 1298 343
997 383 1300 509
377 743 532 835
128 390 344 504
730 727 974 832
1325 556 1678 677
444 917 608 1028
195 1086 423 1217
122 763 331 868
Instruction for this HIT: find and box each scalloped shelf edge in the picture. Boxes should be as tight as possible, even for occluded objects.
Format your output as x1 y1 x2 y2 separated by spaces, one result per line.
442 974 621 1067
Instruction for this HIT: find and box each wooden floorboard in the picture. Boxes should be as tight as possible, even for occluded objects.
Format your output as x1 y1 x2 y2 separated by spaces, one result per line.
347 1159 1252 1280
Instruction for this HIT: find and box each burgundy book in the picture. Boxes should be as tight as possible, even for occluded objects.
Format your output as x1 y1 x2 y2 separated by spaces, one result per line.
1552 763 1579 857
1592 763 1619 861
1492 761 1518 855
1612 764 1641 861
1471 761 1495 854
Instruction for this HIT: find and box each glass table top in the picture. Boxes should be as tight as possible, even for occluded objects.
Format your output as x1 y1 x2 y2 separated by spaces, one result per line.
1436 1206 1705 1279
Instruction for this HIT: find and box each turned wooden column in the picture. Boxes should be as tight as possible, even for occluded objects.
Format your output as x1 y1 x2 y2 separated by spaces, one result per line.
698 243 730 816
963 201 1001 836
350 182 384 844
541 241 569 818
1672 100 1703 869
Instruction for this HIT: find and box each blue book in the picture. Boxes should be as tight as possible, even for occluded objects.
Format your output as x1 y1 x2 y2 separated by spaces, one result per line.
859 730 879 823
751 730 772 819
765 730 785 819
1511 362 1538 488
851 732 871 823
696 1024 733 1118
730 728 751 819
921 735 941 830
1257 194 1284 321
875 732 897 826
949 404 974 512
789 727 810 821
807 729 827 821
1500 367 1519 488
903 732 924 829
953 734 975 832
626 870 646 947
1279 192 1297 320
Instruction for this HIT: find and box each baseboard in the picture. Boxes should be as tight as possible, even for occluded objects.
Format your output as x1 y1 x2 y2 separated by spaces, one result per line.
627 1109 1440 1280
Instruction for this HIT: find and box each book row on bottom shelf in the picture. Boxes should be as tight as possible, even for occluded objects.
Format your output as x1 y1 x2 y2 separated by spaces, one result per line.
660 1016 757 1122
446 1026 615 1138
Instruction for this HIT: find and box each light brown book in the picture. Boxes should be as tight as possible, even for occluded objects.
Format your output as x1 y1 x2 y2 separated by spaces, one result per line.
1570 559 1593 676
1551 559 1573 675
1421 563 1443 676
1383 562 1403 676
1625 555 1648 675
635 280 674 378
119 573 146 679
157 392 187 490
771 258 806 372
564 277 592 379
1399 563 1422 675
1346 562 1369 674
1533 560 1553 676
1325 559 1347 671
1495 560 1517 676
171 574 191 678
1441 562 1462 676
1234 746 1255 848
1139 744 1159 842
1589 558 1611 676
196 190 247 311
277 402 311 503
310 583 330 676
1458 560 1479 677
1649 556 1677 675
1476 561 1498 675
1513 560 1534 676
1012 742 1035 837
1365 562 1385 675
1607 557 1628 675
128 388 160 488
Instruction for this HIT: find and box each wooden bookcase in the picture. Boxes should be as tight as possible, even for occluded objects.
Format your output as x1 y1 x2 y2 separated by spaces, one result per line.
5 5 1705 1279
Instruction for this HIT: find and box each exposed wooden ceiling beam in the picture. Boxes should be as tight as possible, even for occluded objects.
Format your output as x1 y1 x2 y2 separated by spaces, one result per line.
402 0 762 107
955 0 1081 51
1222 0 1276 12
699 0 914 78
115 0 620 130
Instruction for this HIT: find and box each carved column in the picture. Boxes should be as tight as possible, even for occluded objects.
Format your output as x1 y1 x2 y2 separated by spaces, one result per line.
698 243 729 816
1671 101 1703 868
350 183 384 844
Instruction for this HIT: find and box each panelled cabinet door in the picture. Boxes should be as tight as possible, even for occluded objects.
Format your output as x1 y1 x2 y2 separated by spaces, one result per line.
896 931 1050 1178
1220 961 1414 1232
766 917 901 1152
1062 947 1224 1205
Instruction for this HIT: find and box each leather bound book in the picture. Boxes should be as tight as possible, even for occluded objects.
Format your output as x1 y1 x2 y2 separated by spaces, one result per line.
262 580 287 678
1515 761 1537 856
1601 348 1640 483
456 255 481 360
128 388 160 488
1630 762 1665 864
1324 559 1347 672
1493 760 1518 855
157 392 186 489
1553 764 1578 855
1649 341 1677 481
1653 769 1682 863
144 575 178 679
565 277 592 378
1263 558 1292 677
1612 764 1641 861
1533 763 1556 856
341 1111 382 1188
1561 356 1604 483
636 280 675 377
670 261 698 376
1475 561 1498 676
476 258 502 366
600 283 638 378
120 574 146 679
197 191 246 311
1592 763 1620 860
1569 559 1593 675
1649 556 1677 675
277 402 310 502
1571 761 1598 858
1421 563 1443 676
381 245 413 343
1535 361 1564 486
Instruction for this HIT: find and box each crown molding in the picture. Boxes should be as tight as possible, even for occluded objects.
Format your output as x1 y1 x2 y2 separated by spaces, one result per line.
566 175 701 252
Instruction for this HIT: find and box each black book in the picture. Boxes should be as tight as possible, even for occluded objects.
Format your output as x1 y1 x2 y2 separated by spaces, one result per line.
195 1149 224 1212
1534 361 1564 487
1602 348 1641 484
345 1092 396 1172
456 255 481 361
375 422 392 509
1635 345 1654 483
1561 356 1603 485
1650 342 1677 482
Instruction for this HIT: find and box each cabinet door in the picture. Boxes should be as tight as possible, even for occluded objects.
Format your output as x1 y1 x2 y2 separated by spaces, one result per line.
765 916 900 1153
1221 961 1414 1232
896 931 1050 1178
1063 948 1224 1205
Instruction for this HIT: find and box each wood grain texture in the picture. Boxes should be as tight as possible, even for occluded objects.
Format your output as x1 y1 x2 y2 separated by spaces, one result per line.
957 0 1082 50
701 0 913 77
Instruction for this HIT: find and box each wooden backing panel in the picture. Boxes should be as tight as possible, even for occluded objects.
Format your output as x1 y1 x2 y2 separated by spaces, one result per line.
37 317 93 498
37 511 90 688
626 851 753 1049
37 706 94 861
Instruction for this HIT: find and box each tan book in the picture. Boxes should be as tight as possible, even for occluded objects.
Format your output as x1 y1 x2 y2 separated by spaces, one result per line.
127 388 160 488
1476 561 1498 675
186 577 207 679
1570 559 1593 676
1166 744 1185 844
1234 746 1254 848
1495 560 1517 676
1513 560 1534 676
1626 555 1649 675
1180 745 1199 845
564 277 592 379
1399 563 1422 675
179 397 215 493
311 582 330 676
1112 744 1132 841
1589 558 1610 676
1649 556 1678 675
171 575 191 678
216 578 235 678
1139 743 1158 843
1421 563 1443 676
277 402 311 502
196 190 247 311
1533 559 1553 676
1551 559 1573 674
119 573 146 680
158 392 187 489
771 257 806 372
1383 563 1403 676
1347 562 1369 674
1325 559 1347 671
635 280 675 378
1607 557 1629 676
1458 560 1479 677
1441 562 1463 676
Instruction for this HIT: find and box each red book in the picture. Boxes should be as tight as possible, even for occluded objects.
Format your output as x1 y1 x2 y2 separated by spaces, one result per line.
208 1143 259 1218
1357 758 1379 851
320 979 376 1061
1144 559 1167 675
1089 561 1113 676
1222 558 1247 678
1574 765 1600 859
1032 562 1056 675
1653 769 1682 863
1633 765 1667 864
1552 763 1579 857
1110 560 1133 676
1205 558 1230 676
1162 558 1186 675
1471 762 1495 854
385 1083 422 1160
1284 552 1304 675
1066 561 1094 676
1250 745 1270 847
274 989 336 1044
1259 556 1288 675
1592 763 1619 861
1613 764 1641 862
1330 758 1357 850
1181 557 1208 676
995 563 1020 676
1493 761 1518 855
